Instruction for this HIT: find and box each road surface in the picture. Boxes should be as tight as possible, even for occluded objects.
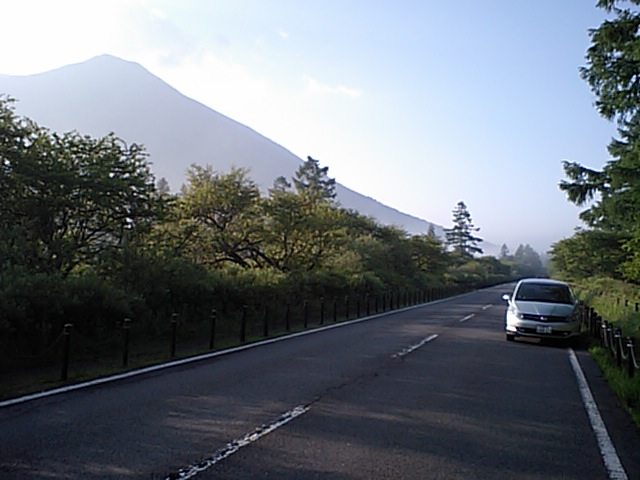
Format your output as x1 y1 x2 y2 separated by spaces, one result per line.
1 285 639 479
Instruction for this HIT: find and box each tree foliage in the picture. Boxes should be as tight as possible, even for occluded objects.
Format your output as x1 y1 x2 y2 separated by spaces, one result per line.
549 230 629 280
0 96 159 277
179 165 264 268
553 1 640 283
293 156 337 203
444 201 483 258
560 0 640 230
262 188 345 272
0 96 522 358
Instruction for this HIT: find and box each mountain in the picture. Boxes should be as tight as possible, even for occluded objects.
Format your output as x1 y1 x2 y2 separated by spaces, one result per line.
0 55 441 236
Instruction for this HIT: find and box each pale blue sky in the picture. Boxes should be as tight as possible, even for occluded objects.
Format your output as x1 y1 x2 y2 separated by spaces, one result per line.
0 1 616 253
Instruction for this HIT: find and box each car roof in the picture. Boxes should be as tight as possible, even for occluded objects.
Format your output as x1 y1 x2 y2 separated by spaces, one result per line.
516 278 569 286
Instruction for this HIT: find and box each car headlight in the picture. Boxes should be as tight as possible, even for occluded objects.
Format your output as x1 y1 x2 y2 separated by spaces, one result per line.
510 307 523 319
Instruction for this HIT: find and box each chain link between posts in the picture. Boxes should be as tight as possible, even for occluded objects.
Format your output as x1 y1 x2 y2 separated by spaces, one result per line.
3 332 66 360
579 304 639 376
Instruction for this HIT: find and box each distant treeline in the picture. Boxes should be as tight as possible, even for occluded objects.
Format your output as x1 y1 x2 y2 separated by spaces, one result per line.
0 96 544 366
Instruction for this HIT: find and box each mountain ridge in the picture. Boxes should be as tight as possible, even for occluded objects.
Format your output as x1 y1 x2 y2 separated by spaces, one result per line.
0 55 449 238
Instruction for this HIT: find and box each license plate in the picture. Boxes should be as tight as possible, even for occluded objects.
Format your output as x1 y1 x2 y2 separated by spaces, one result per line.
536 326 552 334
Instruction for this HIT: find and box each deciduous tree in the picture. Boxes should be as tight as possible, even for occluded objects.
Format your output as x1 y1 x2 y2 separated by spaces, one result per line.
262 183 344 272
0 97 159 276
180 165 264 268
549 230 628 280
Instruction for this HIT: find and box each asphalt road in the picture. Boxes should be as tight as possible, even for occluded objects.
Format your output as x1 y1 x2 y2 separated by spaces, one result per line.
1 285 639 479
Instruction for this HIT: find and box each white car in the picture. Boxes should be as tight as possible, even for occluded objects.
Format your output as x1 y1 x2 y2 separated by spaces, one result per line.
502 278 580 344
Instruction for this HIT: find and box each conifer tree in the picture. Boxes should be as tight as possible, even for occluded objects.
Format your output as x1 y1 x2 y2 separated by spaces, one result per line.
560 0 640 231
293 156 336 203
555 0 640 280
444 201 483 258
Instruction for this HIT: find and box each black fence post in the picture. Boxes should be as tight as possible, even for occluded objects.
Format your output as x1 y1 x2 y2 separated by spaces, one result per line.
614 328 623 368
366 293 370 316
209 309 217 350
285 303 291 331
607 322 614 354
597 315 603 341
320 297 325 325
390 291 394 310
60 323 73 381
303 300 309 328
122 318 131 367
262 305 269 338
170 313 178 358
357 295 361 318
344 295 350 320
584 306 590 333
627 337 636 378
333 297 338 322
600 319 607 347
240 306 248 343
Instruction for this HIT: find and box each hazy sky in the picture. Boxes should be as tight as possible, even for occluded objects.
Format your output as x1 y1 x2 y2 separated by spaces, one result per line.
0 1 616 253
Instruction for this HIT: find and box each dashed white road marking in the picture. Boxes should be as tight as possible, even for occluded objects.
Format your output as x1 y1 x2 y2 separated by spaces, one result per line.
164 405 310 479
459 314 475 323
568 349 628 480
392 334 438 358
482 304 492 310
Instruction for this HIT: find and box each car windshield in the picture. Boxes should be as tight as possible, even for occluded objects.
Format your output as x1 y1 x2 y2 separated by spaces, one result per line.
514 283 573 304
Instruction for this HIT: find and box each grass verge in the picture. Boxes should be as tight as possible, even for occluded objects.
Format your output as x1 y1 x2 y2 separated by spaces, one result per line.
571 276 640 429
589 345 640 428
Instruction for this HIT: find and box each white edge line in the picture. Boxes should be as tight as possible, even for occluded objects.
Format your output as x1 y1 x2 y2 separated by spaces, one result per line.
1 294 471 408
165 404 310 479
568 349 628 480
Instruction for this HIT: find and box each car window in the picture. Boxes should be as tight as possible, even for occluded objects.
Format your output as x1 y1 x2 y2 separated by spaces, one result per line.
514 283 573 304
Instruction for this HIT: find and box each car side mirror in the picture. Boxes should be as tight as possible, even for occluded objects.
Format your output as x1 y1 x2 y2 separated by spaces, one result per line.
502 294 510 302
